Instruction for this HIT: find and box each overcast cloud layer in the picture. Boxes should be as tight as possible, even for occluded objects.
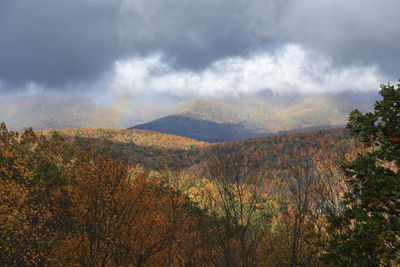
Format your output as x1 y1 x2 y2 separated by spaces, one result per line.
0 0 399 96
108 45 384 97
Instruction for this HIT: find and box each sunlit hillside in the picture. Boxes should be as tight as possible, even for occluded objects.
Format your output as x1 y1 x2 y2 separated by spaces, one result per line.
40 127 356 177
40 128 208 150
40 128 209 170
177 91 377 133
131 91 377 141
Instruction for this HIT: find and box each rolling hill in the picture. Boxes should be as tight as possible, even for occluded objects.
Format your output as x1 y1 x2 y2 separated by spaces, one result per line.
41 127 208 150
38 127 356 176
130 115 266 142
40 128 208 170
130 90 378 142
2 90 378 143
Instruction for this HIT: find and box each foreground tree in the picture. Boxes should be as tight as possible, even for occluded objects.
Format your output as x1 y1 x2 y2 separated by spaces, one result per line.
0 123 74 266
51 146 211 267
324 82 400 266
204 144 268 267
0 124 212 266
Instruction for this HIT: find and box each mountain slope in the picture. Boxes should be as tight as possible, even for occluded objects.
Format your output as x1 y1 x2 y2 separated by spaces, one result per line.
130 115 265 142
130 91 378 142
39 127 355 176
41 128 208 150
40 128 208 170
178 91 377 132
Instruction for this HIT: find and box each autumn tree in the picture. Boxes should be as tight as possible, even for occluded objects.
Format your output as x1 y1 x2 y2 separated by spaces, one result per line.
204 144 268 267
324 82 400 266
0 123 74 266
49 144 212 267
0 122 216 267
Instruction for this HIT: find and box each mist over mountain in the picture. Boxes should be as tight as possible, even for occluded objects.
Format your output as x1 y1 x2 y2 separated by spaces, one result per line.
0 89 378 138
129 90 379 142
178 90 378 132
0 94 129 130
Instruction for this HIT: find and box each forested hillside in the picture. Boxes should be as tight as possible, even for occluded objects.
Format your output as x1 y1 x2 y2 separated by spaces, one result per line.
131 90 378 142
1 90 377 140
2 122 354 266
130 115 265 142
177 91 377 132
40 126 354 175
1 84 399 266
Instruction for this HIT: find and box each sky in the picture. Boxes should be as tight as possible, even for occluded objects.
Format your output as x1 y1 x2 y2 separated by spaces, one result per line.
0 0 399 104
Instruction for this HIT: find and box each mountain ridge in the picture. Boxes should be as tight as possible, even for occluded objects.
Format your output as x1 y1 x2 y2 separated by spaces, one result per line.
130 115 266 142
130 91 378 142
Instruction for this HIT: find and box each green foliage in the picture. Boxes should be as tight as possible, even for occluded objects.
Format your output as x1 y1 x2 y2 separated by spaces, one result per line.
324 82 400 266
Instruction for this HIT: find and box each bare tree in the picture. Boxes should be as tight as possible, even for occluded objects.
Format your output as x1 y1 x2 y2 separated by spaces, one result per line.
284 148 348 267
204 144 268 267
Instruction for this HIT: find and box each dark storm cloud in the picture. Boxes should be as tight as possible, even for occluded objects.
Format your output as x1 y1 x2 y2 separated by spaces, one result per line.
118 0 289 70
0 0 291 89
0 0 399 91
274 0 400 78
0 0 123 87
118 0 400 78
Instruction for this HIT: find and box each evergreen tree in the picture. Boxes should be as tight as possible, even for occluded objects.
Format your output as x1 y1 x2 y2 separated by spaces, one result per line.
324 82 400 266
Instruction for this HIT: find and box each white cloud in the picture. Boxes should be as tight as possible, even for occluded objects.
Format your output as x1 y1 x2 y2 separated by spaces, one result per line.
108 44 387 98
